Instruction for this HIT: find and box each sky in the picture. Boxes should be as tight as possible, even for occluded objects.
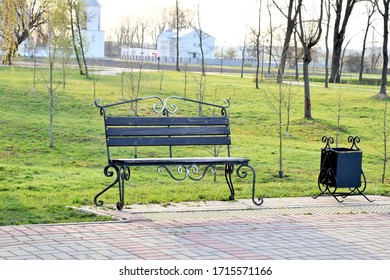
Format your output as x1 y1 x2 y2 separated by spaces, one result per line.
98 0 259 46
98 0 378 50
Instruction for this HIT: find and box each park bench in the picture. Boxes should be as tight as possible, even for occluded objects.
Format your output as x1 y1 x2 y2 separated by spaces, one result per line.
94 95 263 210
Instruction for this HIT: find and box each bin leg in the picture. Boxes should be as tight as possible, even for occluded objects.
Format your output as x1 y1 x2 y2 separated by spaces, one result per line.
354 171 374 202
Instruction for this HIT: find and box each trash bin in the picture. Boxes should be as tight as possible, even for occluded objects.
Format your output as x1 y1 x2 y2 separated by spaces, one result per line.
315 136 372 202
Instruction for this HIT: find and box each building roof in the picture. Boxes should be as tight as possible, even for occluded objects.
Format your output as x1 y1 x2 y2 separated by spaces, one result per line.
159 29 215 40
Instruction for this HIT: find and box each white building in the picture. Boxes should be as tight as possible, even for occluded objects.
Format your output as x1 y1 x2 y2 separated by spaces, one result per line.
83 0 105 58
18 0 104 58
157 29 216 63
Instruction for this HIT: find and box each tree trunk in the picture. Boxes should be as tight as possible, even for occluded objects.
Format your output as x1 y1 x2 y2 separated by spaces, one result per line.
359 4 375 82
255 34 260 89
278 82 284 178
255 0 262 89
74 1 88 77
267 2 273 75
175 0 180 71
48 15 54 149
382 100 388 183
359 27 369 83
330 39 342 83
241 36 247 78
275 0 302 82
379 0 389 96
294 30 299 80
324 0 331 88
68 0 84 75
50 60 55 149
196 6 206 77
329 0 357 84
297 0 323 120
303 49 312 119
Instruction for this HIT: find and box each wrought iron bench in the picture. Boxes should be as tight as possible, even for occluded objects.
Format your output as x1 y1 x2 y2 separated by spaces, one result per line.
94 95 263 210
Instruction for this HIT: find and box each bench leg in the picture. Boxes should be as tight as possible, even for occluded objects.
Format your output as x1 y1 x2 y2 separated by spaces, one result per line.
94 165 120 208
224 164 263 205
94 164 130 210
224 164 235 200
236 164 263 206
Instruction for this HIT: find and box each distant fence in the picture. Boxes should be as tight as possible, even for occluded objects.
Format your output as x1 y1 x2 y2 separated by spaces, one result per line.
120 55 267 68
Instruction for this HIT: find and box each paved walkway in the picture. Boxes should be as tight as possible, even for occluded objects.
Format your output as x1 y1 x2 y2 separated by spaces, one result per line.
1 195 390 260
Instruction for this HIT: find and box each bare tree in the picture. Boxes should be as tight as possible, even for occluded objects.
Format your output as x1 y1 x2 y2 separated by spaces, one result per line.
40 0 72 149
376 0 390 97
284 83 298 137
372 98 390 183
192 73 207 116
68 0 84 75
381 99 390 183
0 0 46 65
368 43 381 72
225 47 237 59
329 0 358 84
170 0 194 71
114 16 136 53
338 38 351 79
293 29 299 80
252 0 263 89
134 18 148 48
73 0 88 77
150 7 169 48
359 1 376 82
273 0 302 82
167 1 193 29
240 34 247 78
345 50 363 72
267 0 274 75
196 5 206 76
324 0 331 88
263 80 287 178
297 0 324 119
175 0 180 71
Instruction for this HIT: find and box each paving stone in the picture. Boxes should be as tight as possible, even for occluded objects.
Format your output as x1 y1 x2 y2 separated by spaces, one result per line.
1 196 390 260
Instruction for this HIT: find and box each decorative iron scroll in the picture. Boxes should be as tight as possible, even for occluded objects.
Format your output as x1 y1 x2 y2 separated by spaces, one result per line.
236 165 263 206
94 164 130 210
348 136 361 150
157 164 217 181
322 136 334 149
94 165 120 207
94 95 231 117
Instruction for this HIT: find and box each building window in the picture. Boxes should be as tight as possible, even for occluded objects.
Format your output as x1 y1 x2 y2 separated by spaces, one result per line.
193 53 196 58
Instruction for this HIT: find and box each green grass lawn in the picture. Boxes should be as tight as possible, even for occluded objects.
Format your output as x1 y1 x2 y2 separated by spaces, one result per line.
1 64 390 225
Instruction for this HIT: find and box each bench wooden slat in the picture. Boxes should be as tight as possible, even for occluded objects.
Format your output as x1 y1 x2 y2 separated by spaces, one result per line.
107 136 231 146
105 116 229 126
109 157 249 166
106 126 230 137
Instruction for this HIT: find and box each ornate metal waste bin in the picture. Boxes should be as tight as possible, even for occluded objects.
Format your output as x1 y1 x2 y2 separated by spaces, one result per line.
314 136 372 202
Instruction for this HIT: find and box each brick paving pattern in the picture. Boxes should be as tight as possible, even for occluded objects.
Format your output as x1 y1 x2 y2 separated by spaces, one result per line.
1 196 390 260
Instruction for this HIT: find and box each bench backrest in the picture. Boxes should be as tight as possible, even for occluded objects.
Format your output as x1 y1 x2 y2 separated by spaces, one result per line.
96 96 232 161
